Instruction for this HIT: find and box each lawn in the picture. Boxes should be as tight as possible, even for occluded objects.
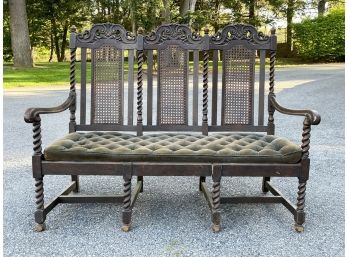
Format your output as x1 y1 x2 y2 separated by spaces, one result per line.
3 58 305 89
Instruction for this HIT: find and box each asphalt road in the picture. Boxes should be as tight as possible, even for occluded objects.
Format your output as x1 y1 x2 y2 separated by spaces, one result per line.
3 63 344 257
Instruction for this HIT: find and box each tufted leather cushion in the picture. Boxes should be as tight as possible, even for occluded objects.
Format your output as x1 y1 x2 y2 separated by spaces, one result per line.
44 132 302 163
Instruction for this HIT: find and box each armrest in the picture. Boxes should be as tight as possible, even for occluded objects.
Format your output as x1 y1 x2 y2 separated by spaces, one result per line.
269 95 321 125
24 92 76 123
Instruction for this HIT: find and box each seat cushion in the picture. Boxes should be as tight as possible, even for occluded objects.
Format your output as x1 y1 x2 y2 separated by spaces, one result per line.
44 132 302 164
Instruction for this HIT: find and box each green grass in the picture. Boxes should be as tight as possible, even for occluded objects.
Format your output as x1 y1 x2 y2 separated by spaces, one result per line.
4 58 306 89
3 62 91 88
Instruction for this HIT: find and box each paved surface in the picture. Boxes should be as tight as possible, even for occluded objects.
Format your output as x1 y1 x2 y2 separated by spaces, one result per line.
4 63 344 256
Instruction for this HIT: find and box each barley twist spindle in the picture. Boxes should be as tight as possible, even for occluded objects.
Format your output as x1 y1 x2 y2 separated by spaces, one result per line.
268 50 276 126
137 50 143 126
69 47 76 125
202 50 209 129
212 181 221 212
301 116 311 159
123 179 131 211
32 120 42 155
35 178 44 210
296 181 306 212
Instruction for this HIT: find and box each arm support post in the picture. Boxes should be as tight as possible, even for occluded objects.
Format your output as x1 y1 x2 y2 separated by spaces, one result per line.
269 95 321 158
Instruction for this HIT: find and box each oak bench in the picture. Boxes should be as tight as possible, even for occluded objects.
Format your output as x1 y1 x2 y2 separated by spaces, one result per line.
24 23 320 232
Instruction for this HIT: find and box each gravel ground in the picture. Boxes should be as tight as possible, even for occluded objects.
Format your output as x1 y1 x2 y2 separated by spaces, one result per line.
3 63 344 257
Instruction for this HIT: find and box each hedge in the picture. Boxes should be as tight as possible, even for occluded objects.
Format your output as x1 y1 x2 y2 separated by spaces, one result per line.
293 7 345 62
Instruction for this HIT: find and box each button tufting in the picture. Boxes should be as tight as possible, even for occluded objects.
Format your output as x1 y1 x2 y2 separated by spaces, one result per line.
44 132 302 164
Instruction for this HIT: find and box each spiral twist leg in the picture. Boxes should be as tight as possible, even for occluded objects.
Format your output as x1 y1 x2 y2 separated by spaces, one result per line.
69 48 76 126
69 47 79 189
211 181 221 232
122 177 132 232
32 121 42 154
34 178 46 232
269 50 276 95
294 179 307 232
202 50 209 135
301 117 311 159
267 50 276 130
136 49 144 136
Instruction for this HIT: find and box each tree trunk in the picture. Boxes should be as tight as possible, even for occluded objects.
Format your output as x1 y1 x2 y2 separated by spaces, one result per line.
49 31 54 62
286 0 294 55
161 0 171 23
180 0 197 17
114 0 120 21
58 21 68 62
130 4 136 34
51 18 61 62
318 0 326 16
249 0 256 26
8 0 33 67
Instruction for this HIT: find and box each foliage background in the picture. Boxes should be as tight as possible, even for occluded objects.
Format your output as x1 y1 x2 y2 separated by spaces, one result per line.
293 6 345 61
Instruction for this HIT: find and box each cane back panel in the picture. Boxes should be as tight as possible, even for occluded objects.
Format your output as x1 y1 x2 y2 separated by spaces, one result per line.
91 46 123 124
158 45 188 125
143 24 205 128
222 45 255 125
209 24 274 130
72 23 139 128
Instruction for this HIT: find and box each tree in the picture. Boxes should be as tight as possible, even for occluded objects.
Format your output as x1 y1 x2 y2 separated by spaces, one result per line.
7 0 33 67
317 0 326 15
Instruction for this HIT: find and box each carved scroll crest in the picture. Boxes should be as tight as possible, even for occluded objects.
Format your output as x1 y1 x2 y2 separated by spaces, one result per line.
144 24 202 44
77 23 136 43
211 24 270 45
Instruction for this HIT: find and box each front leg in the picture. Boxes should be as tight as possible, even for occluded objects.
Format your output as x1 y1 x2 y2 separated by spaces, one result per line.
121 174 132 232
294 178 307 232
211 166 222 232
34 177 46 232
32 119 46 232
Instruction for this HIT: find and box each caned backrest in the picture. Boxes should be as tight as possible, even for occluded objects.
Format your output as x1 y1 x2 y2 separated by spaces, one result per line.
143 24 208 132
70 23 141 132
209 24 276 133
69 23 276 135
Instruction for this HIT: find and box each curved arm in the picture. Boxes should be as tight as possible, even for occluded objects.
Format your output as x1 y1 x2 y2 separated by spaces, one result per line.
269 96 321 125
24 92 76 123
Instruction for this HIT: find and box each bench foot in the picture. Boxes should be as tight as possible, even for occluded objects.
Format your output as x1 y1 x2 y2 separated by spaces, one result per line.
121 224 130 232
294 224 304 233
212 211 221 232
35 223 46 232
212 223 221 233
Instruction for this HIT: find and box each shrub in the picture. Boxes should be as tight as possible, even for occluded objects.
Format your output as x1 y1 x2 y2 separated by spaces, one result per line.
293 7 345 62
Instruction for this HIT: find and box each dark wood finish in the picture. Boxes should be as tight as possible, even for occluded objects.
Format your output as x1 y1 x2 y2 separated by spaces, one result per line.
128 49 134 126
212 50 218 126
24 23 320 233
147 50 153 126
220 163 301 177
258 49 266 126
80 48 87 125
44 182 76 216
193 50 199 126
59 195 123 203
